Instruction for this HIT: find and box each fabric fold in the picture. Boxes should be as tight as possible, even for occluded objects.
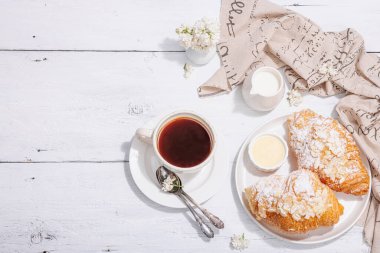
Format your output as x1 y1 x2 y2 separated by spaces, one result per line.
198 67 231 97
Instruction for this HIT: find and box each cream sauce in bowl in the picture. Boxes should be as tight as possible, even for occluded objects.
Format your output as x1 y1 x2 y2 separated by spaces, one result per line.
248 133 288 172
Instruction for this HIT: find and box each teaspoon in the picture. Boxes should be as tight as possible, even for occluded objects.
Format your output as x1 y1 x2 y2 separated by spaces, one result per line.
156 166 214 238
156 166 224 235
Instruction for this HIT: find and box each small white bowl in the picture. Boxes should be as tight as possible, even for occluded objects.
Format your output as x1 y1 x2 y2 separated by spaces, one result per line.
247 133 288 172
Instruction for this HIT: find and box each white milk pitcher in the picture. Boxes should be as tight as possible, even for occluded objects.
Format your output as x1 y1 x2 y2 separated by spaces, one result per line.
242 66 285 111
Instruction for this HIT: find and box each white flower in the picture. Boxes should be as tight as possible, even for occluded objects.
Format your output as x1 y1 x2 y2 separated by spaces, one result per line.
329 67 338 76
318 64 329 75
230 233 249 251
161 175 176 192
175 24 191 34
287 89 303 107
183 63 193 79
178 33 193 49
318 63 338 77
176 25 193 49
175 18 219 51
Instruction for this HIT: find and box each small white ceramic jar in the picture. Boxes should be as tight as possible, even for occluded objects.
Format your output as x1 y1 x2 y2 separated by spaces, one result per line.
242 66 285 111
185 47 216 65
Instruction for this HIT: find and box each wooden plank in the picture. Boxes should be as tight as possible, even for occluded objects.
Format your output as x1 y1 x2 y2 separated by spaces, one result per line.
0 51 346 162
0 163 369 252
0 0 379 51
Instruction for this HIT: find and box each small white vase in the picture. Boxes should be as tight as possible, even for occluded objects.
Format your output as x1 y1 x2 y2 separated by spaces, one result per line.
185 47 216 65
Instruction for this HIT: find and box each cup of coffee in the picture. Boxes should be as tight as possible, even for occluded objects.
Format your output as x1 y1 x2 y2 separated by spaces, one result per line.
136 111 216 173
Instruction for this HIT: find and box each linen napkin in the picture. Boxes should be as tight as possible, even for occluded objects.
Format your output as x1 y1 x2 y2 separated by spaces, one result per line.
337 95 380 252
199 0 380 250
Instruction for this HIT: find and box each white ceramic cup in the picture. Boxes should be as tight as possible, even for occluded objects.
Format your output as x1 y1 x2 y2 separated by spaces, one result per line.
242 66 285 111
135 111 216 174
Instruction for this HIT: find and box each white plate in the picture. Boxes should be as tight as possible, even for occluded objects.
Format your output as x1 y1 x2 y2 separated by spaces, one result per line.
235 115 371 244
129 116 229 208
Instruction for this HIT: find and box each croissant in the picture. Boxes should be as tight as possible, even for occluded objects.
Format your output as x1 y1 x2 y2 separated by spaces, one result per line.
287 109 369 196
245 170 343 233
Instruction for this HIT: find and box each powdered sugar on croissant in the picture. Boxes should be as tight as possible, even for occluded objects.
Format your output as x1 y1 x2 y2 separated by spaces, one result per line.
249 175 285 220
288 109 369 195
248 170 330 221
279 170 331 221
245 170 343 233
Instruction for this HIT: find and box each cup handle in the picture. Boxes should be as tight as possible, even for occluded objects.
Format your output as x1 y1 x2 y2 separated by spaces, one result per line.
136 128 154 144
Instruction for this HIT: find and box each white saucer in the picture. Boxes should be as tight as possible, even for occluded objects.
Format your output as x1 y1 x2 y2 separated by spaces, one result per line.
235 115 371 244
129 116 229 208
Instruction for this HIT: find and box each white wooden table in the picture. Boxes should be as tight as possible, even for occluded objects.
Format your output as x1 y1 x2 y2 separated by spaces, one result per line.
0 1 378 252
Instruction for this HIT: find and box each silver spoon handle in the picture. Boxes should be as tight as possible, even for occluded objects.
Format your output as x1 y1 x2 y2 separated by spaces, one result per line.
178 194 214 238
181 190 224 229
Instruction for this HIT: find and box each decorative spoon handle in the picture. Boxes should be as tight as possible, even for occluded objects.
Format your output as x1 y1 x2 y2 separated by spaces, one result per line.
181 190 224 229
177 194 214 238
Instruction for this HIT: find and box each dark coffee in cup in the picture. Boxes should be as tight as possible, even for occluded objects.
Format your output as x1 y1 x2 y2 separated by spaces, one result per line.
157 117 212 168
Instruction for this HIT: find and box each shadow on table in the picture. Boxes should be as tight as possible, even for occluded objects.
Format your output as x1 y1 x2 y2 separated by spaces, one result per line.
232 86 270 118
159 38 182 52
182 211 218 242
122 140 180 214
159 38 186 66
